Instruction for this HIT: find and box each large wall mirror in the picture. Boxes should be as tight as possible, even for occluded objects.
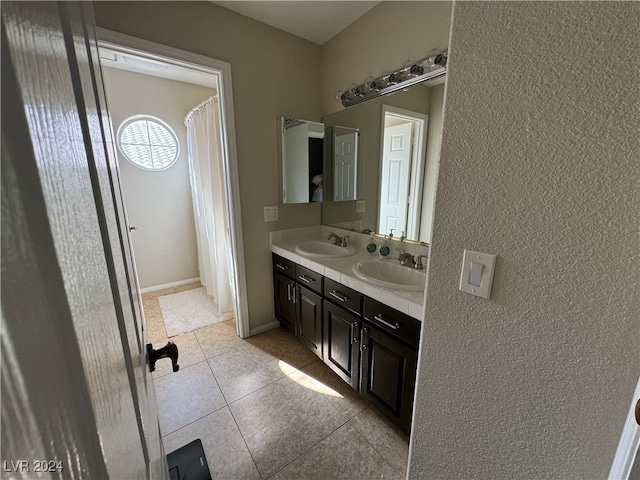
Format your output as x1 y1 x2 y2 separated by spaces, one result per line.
281 117 324 204
321 77 445 244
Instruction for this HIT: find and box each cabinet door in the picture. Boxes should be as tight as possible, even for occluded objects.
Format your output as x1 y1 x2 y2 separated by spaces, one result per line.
296 286 323 359
323 300 361 390
274 272 296 334
361 324 417 434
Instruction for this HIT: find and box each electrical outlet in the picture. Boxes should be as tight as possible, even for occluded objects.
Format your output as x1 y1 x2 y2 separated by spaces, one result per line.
356 200 366 213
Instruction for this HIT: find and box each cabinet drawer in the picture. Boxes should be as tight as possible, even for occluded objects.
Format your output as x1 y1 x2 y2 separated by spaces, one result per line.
363 297 421 349
324 278 362 316
272 253 295 279
295 265 323 295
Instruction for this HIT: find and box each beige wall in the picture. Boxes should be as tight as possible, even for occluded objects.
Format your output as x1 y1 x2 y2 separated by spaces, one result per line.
94 1 322 329
102 67 213 289
409 2 639 478
320 1 452 116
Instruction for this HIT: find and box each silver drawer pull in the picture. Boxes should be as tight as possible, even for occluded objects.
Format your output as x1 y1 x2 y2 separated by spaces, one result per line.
298 274 315 284
329 290 349 302
373 314 400 330
276 263 288 271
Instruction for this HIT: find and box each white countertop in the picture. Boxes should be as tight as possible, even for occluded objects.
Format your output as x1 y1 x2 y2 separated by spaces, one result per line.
270 226 427 321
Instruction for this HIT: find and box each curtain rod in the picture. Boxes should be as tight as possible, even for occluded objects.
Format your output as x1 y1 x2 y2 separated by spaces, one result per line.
184 96 218 126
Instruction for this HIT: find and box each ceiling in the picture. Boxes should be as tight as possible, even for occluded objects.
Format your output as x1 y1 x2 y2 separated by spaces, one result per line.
211 1 380 45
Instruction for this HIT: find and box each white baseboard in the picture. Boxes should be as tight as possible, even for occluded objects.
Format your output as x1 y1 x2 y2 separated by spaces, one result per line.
140 277 201 294
249 320 280 337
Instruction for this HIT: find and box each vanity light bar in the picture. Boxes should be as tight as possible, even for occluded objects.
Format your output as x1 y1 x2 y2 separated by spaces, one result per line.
339 50 448 108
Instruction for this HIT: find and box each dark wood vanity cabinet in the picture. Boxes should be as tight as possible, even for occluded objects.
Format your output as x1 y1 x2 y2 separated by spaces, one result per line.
323 300 361 390
297 286 323 359
361 298 420 434
274 271 297 334
272 253 421 434
273 254 323 358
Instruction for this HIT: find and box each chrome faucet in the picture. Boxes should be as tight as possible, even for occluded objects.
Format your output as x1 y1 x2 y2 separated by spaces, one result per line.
327 232 349 247
396 248 428 269
396 248 415 267
414 254 428 270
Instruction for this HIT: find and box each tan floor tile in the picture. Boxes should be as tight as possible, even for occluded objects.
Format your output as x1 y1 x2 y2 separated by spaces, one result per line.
229 375 347 479
291 360 368 420
163 407 260 480
194 319 244 359
155 361 226 435
269 422 401 480
350 406 409 476
252 327 321 371
208 342 286 403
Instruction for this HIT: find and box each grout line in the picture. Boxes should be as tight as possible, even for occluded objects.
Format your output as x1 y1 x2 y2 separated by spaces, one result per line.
226 402 265 480
349 406 410 477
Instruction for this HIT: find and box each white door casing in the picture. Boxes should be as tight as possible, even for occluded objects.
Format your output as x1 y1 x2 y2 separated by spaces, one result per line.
96 28 250 339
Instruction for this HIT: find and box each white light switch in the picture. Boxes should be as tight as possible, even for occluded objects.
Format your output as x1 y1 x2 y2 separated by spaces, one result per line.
459 250 496 299
469 262 483 286
264 206 278 222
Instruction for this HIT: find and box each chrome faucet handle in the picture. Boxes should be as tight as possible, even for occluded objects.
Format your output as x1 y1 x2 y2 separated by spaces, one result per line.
414 254 429 270
395 247 406 254
340 235 350 247
327 232 339 244
398 252 415 266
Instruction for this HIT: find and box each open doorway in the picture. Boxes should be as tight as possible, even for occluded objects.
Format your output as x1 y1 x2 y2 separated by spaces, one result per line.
377 106 429 240
97 29 249 338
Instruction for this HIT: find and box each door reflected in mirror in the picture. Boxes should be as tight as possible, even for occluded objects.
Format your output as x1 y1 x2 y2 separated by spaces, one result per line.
332 126 359 202
378 107 428 240
321 80 444 243
281 117 324 204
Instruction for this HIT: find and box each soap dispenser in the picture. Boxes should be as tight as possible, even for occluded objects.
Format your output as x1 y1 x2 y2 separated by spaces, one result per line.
366 233 378 254
379 229 392 257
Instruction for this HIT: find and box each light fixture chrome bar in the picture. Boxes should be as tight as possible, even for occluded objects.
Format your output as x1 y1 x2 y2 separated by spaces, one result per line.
339 50 448 108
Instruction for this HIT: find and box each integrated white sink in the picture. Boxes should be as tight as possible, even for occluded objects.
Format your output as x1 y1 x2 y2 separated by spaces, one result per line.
295 240 356 258
353 259 426 291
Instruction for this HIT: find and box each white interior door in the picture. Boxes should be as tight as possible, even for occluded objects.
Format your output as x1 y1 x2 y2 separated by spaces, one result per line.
378 122 413 235
1 2 167 478
333 131 358 201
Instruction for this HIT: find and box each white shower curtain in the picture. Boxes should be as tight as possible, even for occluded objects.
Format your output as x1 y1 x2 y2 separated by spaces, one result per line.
185 97 233 314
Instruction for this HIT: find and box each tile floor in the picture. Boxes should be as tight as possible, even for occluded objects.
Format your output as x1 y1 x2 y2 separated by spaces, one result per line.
144 283 409 480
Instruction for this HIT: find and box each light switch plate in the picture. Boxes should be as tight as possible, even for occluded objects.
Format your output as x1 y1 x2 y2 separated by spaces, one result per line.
356 200 366 213
264 206 278 222
459 250 496 299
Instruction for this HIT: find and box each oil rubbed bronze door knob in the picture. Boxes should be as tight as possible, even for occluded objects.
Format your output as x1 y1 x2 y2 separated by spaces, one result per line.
147 341 179 373
635 398 640 426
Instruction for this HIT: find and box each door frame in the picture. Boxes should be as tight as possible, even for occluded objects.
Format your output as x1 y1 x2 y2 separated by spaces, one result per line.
96 28 250 339
377 105 429 240
609 374 640 479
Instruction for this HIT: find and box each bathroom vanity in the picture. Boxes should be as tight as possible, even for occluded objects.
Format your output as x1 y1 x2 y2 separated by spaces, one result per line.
271 227 427 434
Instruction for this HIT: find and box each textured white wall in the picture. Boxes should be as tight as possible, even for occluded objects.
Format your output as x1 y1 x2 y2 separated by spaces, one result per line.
102 67 214 289
409 2 640 478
